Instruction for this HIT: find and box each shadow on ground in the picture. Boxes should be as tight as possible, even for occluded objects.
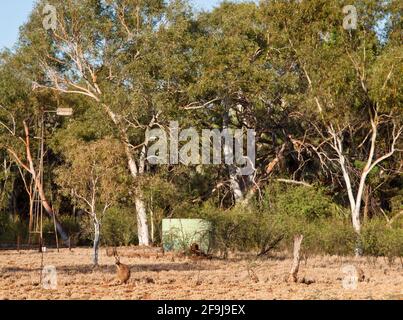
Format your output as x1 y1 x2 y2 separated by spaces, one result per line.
1 261 217 275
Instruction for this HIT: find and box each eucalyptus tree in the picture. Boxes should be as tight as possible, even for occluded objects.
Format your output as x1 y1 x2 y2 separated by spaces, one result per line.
55 138 128 265
18 0 195 245
182 2 283 206
260 0 402 237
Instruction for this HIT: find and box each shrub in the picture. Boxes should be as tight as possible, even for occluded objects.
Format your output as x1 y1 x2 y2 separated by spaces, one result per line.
42 215 81 245
361 219 403 259
200 196 403 258
303 218 357 255
201 205 254 256
260 182 343 221
79 207 137 246
0 213 27 243
201 204 287 257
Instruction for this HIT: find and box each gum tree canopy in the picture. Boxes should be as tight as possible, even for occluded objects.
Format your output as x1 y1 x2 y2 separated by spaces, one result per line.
0 0 401 252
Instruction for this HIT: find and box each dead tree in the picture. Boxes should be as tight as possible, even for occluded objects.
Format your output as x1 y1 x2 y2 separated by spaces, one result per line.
288 234 304 283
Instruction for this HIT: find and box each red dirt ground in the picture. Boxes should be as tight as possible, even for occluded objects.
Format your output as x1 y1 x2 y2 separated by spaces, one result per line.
0 247 402 300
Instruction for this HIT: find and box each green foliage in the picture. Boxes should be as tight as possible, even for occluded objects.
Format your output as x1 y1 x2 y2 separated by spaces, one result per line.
201 205 259 256
101 207 138 246
361 220 403 259
41 215 81 245
300 218 357 256
0 213 28 243
79 207 137 246
200 185 403 257
0 0 401 259
390 194 403 219
201 202 358 257
261 183 344 221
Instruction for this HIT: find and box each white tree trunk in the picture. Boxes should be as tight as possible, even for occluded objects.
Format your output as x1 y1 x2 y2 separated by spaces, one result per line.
120 126 150 246
135 197 149 246
351 207 361 234
328 118 402 256
230 176 244 203
223 109 244 203
93 218 100 266
340 155 361 235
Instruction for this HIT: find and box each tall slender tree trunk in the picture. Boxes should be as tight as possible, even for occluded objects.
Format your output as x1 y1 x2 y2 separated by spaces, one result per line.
93 217 100 266
9 121 69 243
104 104 150 246
363 186 370 223
28 193 34 244
124 137 150 246
34 176 68 241
223 109 244 204
135 197 149 246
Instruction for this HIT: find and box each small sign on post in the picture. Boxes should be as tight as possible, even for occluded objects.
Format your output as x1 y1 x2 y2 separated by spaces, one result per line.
56 108 73 116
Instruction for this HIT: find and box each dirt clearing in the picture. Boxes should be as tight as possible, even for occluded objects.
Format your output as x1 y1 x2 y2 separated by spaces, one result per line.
0 247 402 300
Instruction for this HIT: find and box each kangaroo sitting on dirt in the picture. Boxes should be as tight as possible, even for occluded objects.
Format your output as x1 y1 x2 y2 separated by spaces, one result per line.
190 243 212 260
190 243 202 255
113 249 131 284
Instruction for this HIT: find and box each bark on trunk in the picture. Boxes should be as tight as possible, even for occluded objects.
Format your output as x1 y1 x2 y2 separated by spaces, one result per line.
150 200 155 244
113 111 150 246
223 109 244 203
135 197 149 246
93 218 100 266
363 186 370 223
35 175 69 242
28 194 34 238
11 121 69 243
352 207 361 234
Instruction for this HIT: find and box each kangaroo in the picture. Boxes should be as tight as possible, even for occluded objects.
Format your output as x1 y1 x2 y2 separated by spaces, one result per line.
190 243 202 256
114 250 131 284
190 243 212 260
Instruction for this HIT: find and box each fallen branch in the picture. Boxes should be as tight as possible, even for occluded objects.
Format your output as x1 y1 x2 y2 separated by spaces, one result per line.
276 179 313 188
257 235 284 257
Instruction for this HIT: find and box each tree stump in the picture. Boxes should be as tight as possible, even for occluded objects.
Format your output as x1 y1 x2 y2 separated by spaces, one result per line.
288 234 304 283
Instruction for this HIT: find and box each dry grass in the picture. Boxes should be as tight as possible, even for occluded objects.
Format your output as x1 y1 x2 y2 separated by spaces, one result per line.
0 247 402 300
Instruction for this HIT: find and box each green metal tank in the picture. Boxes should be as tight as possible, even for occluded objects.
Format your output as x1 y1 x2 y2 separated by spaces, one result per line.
162 219 211 253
